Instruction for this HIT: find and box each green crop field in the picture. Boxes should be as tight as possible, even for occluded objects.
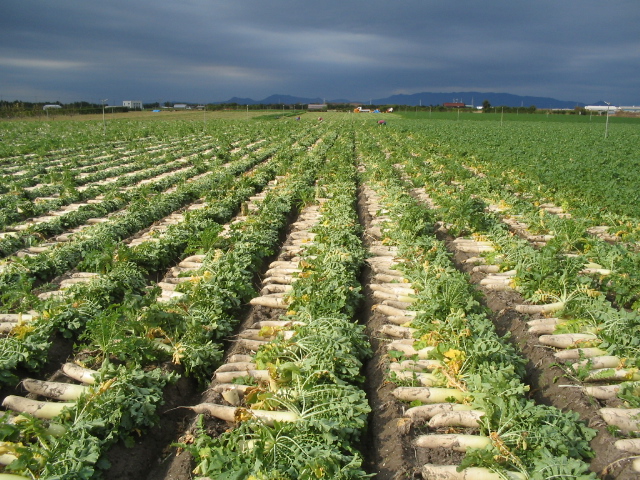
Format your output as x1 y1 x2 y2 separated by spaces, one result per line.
1 112 639 480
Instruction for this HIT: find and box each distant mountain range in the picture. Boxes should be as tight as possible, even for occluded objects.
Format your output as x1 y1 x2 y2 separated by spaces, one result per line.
216 92 597 109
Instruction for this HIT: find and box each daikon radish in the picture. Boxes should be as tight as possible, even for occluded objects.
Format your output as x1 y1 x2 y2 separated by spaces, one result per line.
215 362 256 373
429 410 484 428
186 403 299 426
214 369 270 383
420 464 525 480
415 433 491 451
2 396 74 420
178 261 203 269
239 329 294 341
374 273 408 283
22 379 89 401
0 473 31 480
527 317 560 327
386 340 434 359
393 387 465 404
0 313 34 322
405 403 473 422
226 354 254 363
269 260 299 268
370 284 415 295
61 363 97 385
483 284 514 291
386 315 415 326
236 338 268 351
472 265 500 273
379 324 416 339
599 408 640 434
249 296 289 309
375 304 417 317
528 324 558 335
182 254 206 263
553 347 607 359
263 275 297 285
572 356 621 370
515 302 565 314
382 299 414 310
584 368 640 382
615 438 640 454
0 323 17 333
260 284 292 294
392 371 441 387
583 385 620 400
393 359 443 372
632 458 640 473
211 383 254 395
251 320 303 329
539 333 600 349
265 267 301 276
464 257 486 265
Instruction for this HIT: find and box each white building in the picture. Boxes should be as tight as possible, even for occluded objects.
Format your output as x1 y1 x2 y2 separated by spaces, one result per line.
123 100 143 110
585 105 620 113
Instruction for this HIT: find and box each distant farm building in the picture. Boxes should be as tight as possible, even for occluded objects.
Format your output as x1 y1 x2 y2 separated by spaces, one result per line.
43 104 62 110
585 105 620 113
443 102 465 108
123 100 143 110
173 104 187 109
307 104 327 111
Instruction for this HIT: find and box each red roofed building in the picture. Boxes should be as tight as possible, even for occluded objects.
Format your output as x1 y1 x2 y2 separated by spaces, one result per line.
443 102 465 108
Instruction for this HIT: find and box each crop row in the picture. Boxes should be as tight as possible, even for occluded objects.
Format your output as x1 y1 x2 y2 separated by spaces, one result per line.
0 126 336 478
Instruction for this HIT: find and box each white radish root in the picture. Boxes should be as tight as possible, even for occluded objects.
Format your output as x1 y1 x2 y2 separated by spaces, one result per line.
392 371 442 387
428 410 484 428
2 396 74 420
539 333 600 349
392 387 465 404
614 438 640 454
583 384 620 400
599 408 640 434
404 403 474 422
61 363 97 385
187 403 299 426
22 379 89 401
553 347 607 360
515 301 565 314
420 464 525 480
415 433 491 451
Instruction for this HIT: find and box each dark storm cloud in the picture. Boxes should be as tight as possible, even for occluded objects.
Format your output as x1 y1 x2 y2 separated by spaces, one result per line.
1 0 638 105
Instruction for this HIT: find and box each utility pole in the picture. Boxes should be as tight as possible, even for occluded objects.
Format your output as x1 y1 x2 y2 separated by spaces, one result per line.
102 99 108 135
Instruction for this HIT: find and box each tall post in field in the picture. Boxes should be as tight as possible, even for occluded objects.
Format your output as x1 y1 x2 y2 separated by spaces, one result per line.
101 99 108 135
604 101 611 138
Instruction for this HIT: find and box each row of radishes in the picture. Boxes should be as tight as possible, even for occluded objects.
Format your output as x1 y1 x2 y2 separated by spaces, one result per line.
0 134 263 257
355 142 600 479
0 135 328 478
380 138 640 474
171 134 375 479
0 137 295 387
403 154 640 437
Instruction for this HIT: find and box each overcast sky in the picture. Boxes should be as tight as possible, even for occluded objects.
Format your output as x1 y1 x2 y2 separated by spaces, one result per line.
1 1 638 105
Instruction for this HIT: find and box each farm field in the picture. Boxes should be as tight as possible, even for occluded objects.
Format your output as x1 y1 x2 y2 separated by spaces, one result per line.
0 113 639 480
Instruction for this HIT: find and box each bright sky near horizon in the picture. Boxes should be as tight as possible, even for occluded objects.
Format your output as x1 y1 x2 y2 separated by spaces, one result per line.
2 1 638 105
